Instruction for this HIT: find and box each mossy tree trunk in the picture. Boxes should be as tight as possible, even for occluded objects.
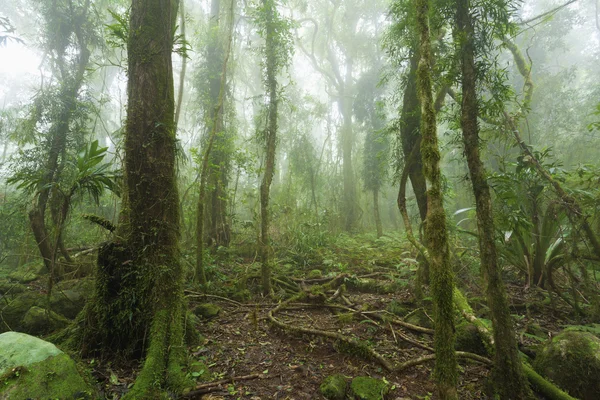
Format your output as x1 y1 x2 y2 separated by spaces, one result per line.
373 189 383 238
340 63 358 232
415 0 458 397
400 48 428 222
196 0 235 285
83 0 187 397
455 0 532 397
205 0 232 249
259 0 279 295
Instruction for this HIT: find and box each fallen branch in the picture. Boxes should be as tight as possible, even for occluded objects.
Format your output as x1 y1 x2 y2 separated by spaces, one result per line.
182 373 262 398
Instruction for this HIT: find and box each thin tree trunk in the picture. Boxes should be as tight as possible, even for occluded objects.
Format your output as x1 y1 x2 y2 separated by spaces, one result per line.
260 0 279 295
415 0 458 396
456 0 532 397
401 49 428 222
373 189 383 238
196 0 235 284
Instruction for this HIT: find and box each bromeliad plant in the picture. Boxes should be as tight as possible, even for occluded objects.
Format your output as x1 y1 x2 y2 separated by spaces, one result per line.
491 150 568 289
9 140 119 277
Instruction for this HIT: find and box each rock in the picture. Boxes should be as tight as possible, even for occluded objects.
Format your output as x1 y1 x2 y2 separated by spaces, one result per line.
194 303 221 320
0 291 45 333
0 281 25 296
22 306 70 335
49 278 93 319
455 322 490 357
0 332 92 399
308 269 323 279
319 374 347 400
533 331 600 400
349 376 389 400
7 263 46 283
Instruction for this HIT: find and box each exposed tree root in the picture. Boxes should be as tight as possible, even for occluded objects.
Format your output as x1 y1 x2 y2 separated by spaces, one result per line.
267 295 395 371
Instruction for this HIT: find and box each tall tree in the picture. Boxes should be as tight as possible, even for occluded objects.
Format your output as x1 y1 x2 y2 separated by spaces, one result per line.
82 0 187 397
195 0 235 284
203 0 232 249
356 70 389 238
415 0 457 396
256 0 291 295
24 0 92 277
455 0 532 397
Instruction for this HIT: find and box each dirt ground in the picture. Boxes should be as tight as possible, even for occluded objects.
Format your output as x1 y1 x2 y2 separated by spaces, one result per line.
181 290 490 400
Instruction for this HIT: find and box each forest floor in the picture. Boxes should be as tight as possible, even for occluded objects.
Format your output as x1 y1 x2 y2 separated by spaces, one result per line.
0 233 581 399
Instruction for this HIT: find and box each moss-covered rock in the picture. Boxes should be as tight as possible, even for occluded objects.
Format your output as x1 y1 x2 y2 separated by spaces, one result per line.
0 281 25 296
22 306 70 335
320 374 347 400
49 278 93 319
455 321 490 356
193 303 221 320
0 332 92 400
0 291 45 333
308 269 323 279
533 331 600 400
7 263 46 283
349 376 389 400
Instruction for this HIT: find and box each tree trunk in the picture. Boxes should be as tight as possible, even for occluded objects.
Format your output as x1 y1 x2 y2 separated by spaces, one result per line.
400 49 428 222
260 0 279 295
196 0 235 284
83 1 187 397
340 71 357 232
29 1 91 277
373 189 383 238
415 0 458 396
456 0 532 397
205 0 232 249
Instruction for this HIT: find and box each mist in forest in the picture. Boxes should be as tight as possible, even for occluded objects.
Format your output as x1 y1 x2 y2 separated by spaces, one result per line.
1 0 600 399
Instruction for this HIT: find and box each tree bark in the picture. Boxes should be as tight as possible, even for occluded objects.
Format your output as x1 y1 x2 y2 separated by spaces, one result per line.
260 0 279 295
204 0 232 249
83 1 187 397
455 0 532 397
373 189 383 238
400 49 428 222
415 0 458 396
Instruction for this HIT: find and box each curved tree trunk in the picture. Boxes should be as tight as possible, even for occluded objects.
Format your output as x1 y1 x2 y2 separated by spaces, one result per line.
415 0 458 397
400 49 428 222
83 1 187 397
455 0 532 397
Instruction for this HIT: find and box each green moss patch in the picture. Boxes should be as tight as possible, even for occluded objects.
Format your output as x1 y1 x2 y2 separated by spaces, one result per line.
349 376 389 400
533 331 600 400
320 374 347 400
0 352 92 399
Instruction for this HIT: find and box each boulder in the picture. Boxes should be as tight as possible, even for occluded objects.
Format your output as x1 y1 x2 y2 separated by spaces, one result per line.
349 376 388 400
533 331 600 400
0 291 45 333
22 306 70 335
455 321 490 357
0 332 92 399
7 263 46 283
320 374 347 400
50 278 93 319
194 303 221 320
